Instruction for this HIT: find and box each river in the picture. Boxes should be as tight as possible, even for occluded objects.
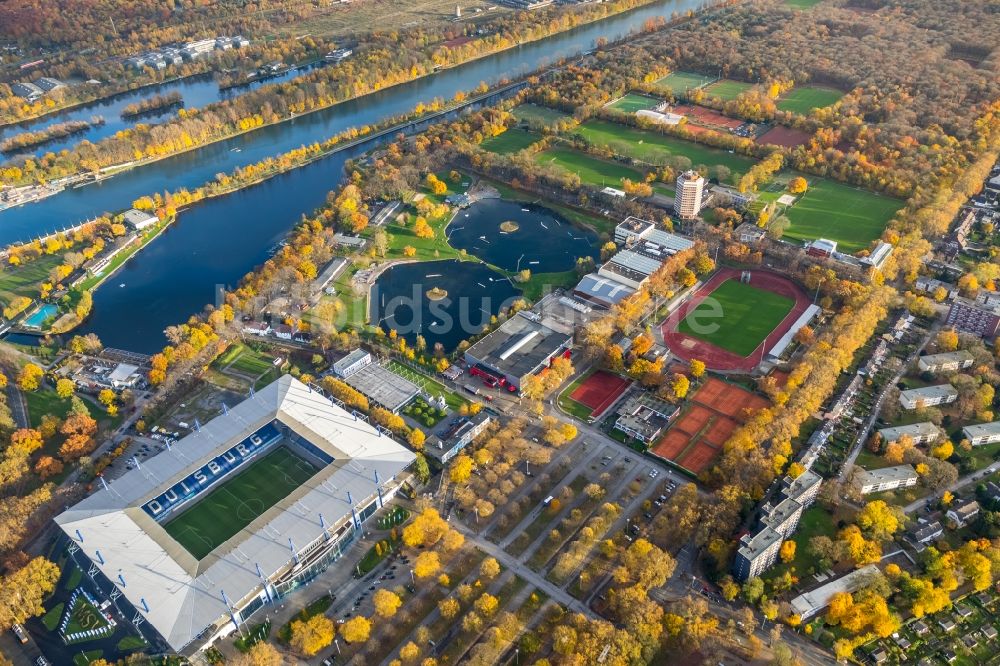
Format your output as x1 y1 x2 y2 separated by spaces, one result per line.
61 0 705 353
0 64 320 159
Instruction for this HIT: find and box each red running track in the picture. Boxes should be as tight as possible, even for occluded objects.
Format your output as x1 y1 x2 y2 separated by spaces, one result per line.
661 268 811 372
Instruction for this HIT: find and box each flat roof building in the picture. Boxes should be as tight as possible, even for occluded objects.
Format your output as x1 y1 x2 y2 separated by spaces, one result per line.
918 350 975 374
790 565 880 620
861 241 893 271
856 465 918 495
464 312 572 391
878 422 943 446
733 469 821 581
54 376 415 655
426 411 492 463
122 208 159 231
332 349 373 379
963 421 1000 446
614 393 678 442
572 273 635 309
899 384 959 410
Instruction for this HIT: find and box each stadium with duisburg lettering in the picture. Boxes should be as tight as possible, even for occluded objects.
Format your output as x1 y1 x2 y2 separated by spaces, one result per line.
55 375 415 656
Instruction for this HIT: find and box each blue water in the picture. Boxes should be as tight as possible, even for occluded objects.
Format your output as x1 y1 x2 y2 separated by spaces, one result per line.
448 199 599 272
0 64 320 159
371 260 522 352
23 304 58 328
52 0 705 352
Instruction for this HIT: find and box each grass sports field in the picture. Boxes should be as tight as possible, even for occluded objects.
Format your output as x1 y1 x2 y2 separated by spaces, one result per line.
677 279 794 356
607 93 660 113
513 103 571 128
164 446 318 559
776 86 843 115
534 146 646 188
779 176 901 252
481 129 540 154
575 119 756 178
655 71 714 93
704 79 754 101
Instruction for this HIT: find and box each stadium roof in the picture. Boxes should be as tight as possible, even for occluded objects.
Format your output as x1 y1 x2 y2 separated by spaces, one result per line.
55 375 415 653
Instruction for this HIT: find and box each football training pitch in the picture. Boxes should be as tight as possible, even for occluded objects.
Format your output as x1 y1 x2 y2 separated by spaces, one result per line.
534 146 646 188
607 93 660 113
574 120 757 178
481 129 540 155
677 279 794 357
655 71 714 93
704 79 754 101
164 446 318 560
779 176 901 252
776 86 843 115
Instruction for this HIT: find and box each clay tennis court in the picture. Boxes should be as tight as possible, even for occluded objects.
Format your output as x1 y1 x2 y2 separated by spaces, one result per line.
661 268 811 372
677 442 720 474
674 104 745 130
759 125 812 148
650 379 768 474
568 370 630 417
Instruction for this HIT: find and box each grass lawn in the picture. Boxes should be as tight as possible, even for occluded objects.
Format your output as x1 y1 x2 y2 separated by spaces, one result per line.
776 86 843 115
23 388 77 428
402 396 448 428
66 596 111 635
480 128 540 155
779 176 901 252
163 446 318 560
533 146 646 189
513 103 571 129
117 635 149 651
655 71 714 93
607 92 660 113
677 278 794 356
574 119 757 177
42 602 64 631
356 534 400 575
957 441 1000 472
277 595 334 643
784 0 823 7
73 650 103 666
0 253 61 306
704 79 754 101
384 359 469 410
519 269 579 301
765 506 837 580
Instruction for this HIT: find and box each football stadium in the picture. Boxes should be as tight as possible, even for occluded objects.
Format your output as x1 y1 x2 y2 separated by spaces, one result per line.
55 375 416 655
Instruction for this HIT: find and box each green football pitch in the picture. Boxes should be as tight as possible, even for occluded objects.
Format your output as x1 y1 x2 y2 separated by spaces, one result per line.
607 93 660 113
655 71 714 93
163 446 318 560
678 279 794 357
776 86 843 115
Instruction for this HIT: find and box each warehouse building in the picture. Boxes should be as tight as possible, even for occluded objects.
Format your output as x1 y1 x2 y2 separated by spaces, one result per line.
464 311 572 392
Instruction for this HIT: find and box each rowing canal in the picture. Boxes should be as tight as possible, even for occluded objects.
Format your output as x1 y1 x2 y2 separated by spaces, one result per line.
16 0 703 352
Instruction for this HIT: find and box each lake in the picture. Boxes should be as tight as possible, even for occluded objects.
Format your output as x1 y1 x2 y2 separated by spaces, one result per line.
370 260 521 352
447 198 599 273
